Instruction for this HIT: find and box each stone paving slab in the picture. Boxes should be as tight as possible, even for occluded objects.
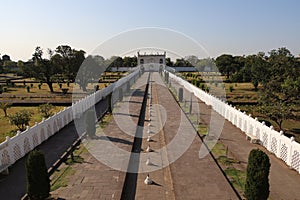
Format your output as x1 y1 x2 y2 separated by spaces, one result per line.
147 73 238 200
135 73 175 200
51 73 150 200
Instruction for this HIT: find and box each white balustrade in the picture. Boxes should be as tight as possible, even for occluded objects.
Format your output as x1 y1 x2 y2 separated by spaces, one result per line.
0 69 141 173
165 70 300 174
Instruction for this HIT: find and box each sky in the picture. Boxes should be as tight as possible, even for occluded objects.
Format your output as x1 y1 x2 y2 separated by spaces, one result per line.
0 0 300 61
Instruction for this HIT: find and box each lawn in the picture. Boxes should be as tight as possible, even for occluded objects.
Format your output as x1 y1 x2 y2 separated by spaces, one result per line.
0 106 65 143
0 72 127 101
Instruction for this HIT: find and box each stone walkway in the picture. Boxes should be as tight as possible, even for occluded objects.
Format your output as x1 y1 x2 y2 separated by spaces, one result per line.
134 73 175 200
149 73 238 200
51 72 149 199
51 72 239 200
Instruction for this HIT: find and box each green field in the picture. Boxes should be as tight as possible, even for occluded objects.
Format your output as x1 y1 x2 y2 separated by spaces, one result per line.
0 106 65 143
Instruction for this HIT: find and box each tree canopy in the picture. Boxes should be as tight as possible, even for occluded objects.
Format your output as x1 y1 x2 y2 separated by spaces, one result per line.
214 47 300 131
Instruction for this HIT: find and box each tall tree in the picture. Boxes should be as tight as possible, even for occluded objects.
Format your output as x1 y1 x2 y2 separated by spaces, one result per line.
31 47 61 92
258 48 300 130
215 54 241 79
76 55 103 92
54 45 85 82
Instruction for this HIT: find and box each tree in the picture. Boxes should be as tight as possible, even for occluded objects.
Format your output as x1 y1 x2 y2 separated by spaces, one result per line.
26 150 50 200
216 54 236 79
258 102 292 130
8 110 33 131
194 58 217 72
165 57 174 66
245 149 270 200
174 58 193 67
0 102 12 117
185 55 199 66
53 45 85 82
108 56 123 71
76 55 103 92
258 48 300 129
31 47 62 93
122 56 137 67
38 103 54 118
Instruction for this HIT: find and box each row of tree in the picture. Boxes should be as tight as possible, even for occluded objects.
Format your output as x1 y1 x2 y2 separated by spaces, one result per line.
19 46 86 92
215 48 300 130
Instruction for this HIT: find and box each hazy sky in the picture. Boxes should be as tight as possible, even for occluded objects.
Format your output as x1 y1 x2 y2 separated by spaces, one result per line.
1 0 300 61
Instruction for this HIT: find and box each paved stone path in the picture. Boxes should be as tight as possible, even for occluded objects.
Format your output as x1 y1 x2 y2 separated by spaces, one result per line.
51 72 239 200
169 74 300 200
51 72 149 199
134 74 175 200
147 73 238 200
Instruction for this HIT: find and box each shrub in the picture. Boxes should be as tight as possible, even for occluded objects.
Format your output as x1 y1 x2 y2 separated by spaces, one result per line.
26 150 50 200
61 88 69 94
66 81 70 87
26 86 30 93
206 86 210 93
0 102 12 117
23 80 26 86
94 85 99 91
85 109 96 138
38 103 54 118
229 85 234 92
38 84 42 90
30 83 33 88
59 83 62 89
8 110 33 131
253 80 259 91
201 84 205 90
6 79 10 86
245 149 270 200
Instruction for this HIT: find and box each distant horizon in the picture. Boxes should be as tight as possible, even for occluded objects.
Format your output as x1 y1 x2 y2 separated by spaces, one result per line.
1 45 299 62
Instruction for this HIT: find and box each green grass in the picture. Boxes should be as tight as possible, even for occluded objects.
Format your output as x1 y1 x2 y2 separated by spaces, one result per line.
50 145 86 191
211 139 246 194
99 113 112 129
0 106 65 143
198 124 208 135
50 165 75 191
211 142 226 156
224 167 246 192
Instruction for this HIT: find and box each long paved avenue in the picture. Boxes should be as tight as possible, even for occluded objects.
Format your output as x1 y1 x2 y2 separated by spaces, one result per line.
52 72 238 199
